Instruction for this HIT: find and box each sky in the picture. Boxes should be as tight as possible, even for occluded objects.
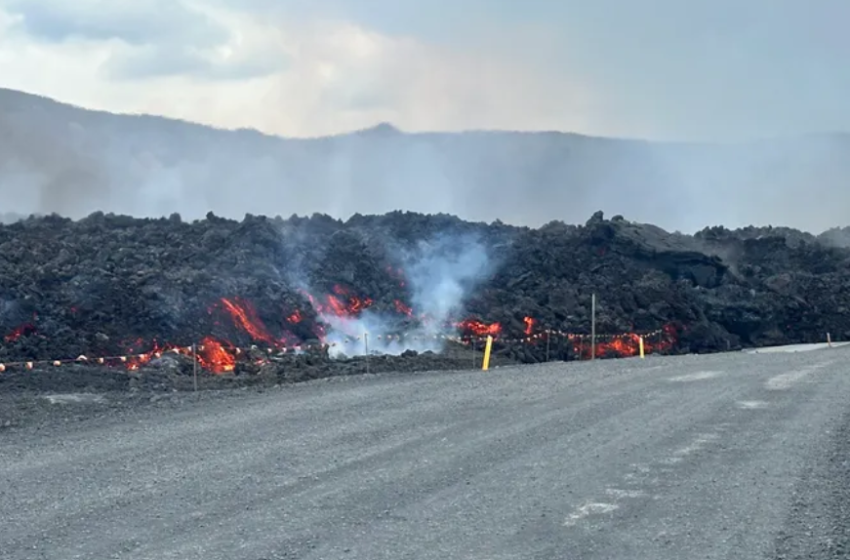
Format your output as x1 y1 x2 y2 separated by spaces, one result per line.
1 0 849 142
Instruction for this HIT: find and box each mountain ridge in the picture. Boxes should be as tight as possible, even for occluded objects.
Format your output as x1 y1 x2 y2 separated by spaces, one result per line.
9 86 848 145
2 87 850 233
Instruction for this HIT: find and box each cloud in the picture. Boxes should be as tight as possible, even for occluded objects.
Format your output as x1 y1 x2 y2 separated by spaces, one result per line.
104 44 284 81
3 0 227 46
0 1 595 136
2 0 850 142
0 0 283 81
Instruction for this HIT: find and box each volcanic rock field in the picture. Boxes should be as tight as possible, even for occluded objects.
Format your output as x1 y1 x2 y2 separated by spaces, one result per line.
1 209 850 393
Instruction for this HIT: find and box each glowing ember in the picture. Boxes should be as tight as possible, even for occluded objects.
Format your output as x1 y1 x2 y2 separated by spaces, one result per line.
122 339 188 370
304 285 373 319
572 325 677 359
197 336 236 373
457 318 501 337
3 323 36 342
394 300 413 316
325 295 348 316
332 285 372 314
523 316 535 335
287 309 303 323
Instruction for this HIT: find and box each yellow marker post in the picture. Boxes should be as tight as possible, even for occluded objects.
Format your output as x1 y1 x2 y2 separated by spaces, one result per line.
639 336 645 359
482 335 493 370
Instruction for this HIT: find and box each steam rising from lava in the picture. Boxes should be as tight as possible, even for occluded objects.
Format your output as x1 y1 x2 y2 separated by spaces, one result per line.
298 233 495 357
405 234 493 328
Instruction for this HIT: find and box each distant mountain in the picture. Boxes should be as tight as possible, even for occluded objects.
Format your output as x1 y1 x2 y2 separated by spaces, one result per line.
1 87 849 233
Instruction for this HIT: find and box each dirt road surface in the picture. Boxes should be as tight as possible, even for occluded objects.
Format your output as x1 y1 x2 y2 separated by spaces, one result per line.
2 347 849 559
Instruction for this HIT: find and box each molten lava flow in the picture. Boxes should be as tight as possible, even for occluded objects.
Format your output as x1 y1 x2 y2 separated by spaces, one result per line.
303 285 373 319
573 334 639 359
324 295 348 316
600 335 640 357
197 336 236 373
572 324 677 359
457 318 502 337
11 284 677 375
646 324 677 353
219 297 278 345
120 335 240 374
125 338 154 370
394 300 413 316
332 285 372 315
3 323 36 342
123 338 192 370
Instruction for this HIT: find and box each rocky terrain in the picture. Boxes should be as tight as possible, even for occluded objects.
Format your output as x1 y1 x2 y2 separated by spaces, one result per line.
1 209 849 394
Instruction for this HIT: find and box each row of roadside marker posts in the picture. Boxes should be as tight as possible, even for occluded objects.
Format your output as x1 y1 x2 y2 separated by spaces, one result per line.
478 331 839 371
477 333 648 371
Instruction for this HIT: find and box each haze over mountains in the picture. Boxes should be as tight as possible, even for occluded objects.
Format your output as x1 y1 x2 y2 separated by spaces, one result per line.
1 87 849 233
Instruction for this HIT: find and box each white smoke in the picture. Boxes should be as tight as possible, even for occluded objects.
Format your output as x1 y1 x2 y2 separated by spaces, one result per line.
306 232 495 358
320 310 444 358
404 233 493 327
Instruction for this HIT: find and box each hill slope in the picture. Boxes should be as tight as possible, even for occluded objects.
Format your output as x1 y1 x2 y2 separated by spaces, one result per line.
2 88 850 232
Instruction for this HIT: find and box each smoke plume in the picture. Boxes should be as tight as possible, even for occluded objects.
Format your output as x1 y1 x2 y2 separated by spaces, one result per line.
403 233 493 327
295 232 494 357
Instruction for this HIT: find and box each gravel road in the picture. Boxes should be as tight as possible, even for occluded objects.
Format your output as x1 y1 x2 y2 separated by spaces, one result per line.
2 347 849 559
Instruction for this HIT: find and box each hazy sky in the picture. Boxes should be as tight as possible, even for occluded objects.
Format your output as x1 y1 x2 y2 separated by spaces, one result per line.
1 0 848 141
